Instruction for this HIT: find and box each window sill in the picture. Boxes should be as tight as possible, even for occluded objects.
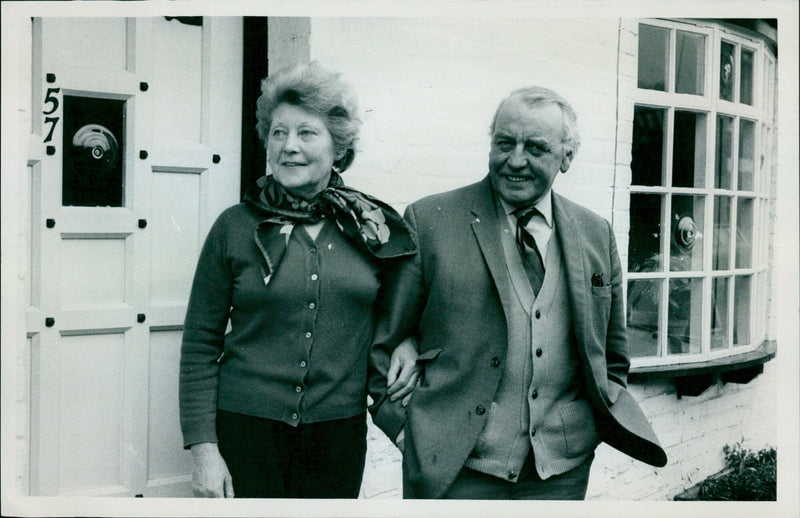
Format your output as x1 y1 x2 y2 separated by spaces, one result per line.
629 340 776 398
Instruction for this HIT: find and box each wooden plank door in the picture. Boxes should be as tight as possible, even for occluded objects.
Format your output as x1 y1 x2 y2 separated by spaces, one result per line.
28 16 242 497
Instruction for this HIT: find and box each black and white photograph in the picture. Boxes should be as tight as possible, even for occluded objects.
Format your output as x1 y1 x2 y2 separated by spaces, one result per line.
1 1 798 517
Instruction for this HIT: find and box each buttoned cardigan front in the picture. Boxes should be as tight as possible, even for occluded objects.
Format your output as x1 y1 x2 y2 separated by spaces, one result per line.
180 202 382 448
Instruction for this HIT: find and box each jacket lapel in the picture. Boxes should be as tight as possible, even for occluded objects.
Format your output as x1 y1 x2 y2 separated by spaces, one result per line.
552 194 589 349
470 177 513 315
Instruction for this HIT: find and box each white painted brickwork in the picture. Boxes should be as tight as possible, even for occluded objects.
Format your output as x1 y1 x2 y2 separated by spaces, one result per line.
300 17 780 500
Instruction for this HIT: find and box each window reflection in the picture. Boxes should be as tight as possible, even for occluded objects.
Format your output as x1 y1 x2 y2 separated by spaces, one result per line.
627 279 662 358
638 25 669 91
740 48 754 105
714 197 731 270
720 41 735 101
668 277 703 355
711 277 730 350
734 275 751 346
736 198 754 268
672 111 706 188
628 194 663 272
738 119 756 191
632 107 665 186
671 195 704 271
715 115 734 189
675 31 705 95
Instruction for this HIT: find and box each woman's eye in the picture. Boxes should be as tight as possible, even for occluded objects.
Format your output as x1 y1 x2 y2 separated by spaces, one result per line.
299 129 317 138
270 128 286 139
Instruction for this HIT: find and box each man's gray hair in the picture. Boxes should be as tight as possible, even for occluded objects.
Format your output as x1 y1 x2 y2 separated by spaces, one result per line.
490 86 581 158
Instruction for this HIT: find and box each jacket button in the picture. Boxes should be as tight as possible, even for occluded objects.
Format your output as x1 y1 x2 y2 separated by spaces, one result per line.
491 357 501 367
475 405 486 415
507 470 517 480
536 348 543 357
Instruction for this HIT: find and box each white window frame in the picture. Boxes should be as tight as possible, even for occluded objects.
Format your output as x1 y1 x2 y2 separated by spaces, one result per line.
624 19 776 369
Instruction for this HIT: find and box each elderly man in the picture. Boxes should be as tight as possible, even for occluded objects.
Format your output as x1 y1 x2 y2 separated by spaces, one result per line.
369 86 666 500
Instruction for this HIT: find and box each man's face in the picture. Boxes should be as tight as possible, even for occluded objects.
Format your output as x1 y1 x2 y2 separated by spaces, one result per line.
488 99 572 208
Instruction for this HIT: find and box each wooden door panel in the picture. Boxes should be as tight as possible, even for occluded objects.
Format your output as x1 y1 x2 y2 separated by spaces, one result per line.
30 16 242 497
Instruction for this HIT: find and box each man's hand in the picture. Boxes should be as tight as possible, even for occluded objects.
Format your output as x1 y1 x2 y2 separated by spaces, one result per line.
190 442 234 498
387 336 420 403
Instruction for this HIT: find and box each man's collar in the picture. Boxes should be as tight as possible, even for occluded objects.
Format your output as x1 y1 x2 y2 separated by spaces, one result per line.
498 190 554 227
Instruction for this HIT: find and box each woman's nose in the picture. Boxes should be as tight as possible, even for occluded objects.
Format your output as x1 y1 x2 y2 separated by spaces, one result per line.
282 131 300 152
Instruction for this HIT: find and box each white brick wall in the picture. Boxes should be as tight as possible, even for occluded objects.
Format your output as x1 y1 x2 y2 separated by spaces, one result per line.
297 17 781 500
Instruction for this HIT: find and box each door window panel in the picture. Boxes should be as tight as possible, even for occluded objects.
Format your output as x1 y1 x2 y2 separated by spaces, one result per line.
62 96 125 207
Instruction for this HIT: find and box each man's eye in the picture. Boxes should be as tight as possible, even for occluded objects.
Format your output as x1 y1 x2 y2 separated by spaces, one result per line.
525 144 546 156
495 141 514 152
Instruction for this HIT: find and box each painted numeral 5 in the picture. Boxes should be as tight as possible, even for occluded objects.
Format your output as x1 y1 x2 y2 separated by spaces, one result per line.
43 88 60 143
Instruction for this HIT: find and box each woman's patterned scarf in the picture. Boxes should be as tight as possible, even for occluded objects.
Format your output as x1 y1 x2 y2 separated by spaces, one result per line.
244 172 417 286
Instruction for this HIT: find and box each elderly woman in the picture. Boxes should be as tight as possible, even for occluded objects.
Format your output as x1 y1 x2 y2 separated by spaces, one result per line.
179 62 419 499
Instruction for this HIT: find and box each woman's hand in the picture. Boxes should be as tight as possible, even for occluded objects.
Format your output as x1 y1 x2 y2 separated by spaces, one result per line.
190 442 234 498
386 336 420 403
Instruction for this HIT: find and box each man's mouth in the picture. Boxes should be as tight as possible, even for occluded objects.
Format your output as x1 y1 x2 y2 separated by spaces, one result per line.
505 174 530 183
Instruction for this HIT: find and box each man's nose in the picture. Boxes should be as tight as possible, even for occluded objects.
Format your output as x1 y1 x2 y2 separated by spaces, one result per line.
507 144 527 168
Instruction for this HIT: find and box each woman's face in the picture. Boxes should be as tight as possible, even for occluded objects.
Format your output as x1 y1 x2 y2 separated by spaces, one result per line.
267 103 337 199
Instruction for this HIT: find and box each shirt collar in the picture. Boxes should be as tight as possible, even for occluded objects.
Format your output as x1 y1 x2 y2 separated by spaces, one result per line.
498 189 554 228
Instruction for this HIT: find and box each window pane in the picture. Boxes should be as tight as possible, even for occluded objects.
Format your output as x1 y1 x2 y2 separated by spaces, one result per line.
672 111 707 187
738 119 756 191
62 96 125 207
632 107 665 186
736 198 754 268
671 195 705 271
628 194 663 272
715 115 734 189
713 196 731 270
720 41 735 101
711 276 730 350
638 24 669 91
675 31 705 95
668 277 702 355
740 48 754 105
627 279 661 358
734 275 751 346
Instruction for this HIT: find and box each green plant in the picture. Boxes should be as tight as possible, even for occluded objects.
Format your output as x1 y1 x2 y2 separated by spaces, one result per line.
697 443 776 501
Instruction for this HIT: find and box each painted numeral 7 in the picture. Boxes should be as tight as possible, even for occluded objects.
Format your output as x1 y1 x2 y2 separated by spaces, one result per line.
43 87 60 143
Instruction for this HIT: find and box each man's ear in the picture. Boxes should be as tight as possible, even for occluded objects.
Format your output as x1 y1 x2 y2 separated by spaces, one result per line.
560 150 573 173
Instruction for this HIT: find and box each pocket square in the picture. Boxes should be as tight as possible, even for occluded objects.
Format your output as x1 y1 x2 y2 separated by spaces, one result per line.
591 272 606 287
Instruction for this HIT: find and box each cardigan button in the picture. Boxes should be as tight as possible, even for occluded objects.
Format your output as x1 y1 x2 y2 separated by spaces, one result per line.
531 389 538 400
535 310 541 319
536 348 543 357
475 405 486 415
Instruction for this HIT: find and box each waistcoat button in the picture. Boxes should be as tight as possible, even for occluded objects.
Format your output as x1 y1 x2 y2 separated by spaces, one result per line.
475 405 486 415
491 357 501 367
